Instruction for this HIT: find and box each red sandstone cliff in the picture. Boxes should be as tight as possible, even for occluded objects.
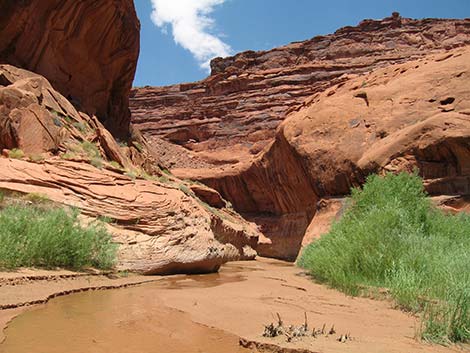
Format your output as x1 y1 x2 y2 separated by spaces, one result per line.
131 15 470 261
131 14 470 169
0 1 262 274
0 0 140 138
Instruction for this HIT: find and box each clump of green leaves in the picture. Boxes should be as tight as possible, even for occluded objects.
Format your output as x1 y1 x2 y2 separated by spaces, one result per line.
8 148 24 159
299 172 470 344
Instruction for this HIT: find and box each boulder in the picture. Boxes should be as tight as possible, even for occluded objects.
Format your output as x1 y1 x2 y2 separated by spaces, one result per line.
0 157 261 274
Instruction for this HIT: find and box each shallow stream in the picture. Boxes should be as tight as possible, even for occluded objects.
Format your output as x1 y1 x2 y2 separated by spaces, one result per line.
0 268 249 353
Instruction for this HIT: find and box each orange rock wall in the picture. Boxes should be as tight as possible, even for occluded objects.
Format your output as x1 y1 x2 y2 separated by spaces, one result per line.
131 15 470 168
0 0 140 138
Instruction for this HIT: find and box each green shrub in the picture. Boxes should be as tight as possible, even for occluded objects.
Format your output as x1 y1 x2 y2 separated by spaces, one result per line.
124 170 137 180
158 175 169 184
178 184 193 196
0 205 117 270
298 172 470 344
108 161 122 169
60 151 77 160
73 122 89 134
8 148 24 159
81 141 100 158
28 154 45 162
132 141 144 153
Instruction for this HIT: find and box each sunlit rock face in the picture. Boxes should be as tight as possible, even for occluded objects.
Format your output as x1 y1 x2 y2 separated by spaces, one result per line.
0 0 140 139
130 15 470 171
130 15 470 260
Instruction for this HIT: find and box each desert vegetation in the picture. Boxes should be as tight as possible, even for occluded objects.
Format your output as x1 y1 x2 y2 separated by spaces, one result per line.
299 172 470 344
0 192 117 270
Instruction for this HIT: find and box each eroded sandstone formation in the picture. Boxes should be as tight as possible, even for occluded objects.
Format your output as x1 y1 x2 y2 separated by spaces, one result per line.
0 64 262 274
194 47 470 260
0 0 140 138
131 14 470 169
0 157 261 274
0 1 267 274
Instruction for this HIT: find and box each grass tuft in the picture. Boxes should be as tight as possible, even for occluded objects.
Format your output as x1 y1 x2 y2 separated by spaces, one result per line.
0 205 117 270
298 172 470 344
81 141 100 158
90 157 103 169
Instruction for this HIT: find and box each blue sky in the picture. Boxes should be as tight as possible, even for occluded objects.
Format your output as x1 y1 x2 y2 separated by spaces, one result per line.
134 0 470 87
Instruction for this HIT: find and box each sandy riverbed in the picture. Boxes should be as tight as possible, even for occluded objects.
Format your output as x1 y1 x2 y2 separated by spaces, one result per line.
0 259 468 353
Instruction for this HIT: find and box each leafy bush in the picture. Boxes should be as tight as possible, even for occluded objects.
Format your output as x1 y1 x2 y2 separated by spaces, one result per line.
0 205 117 270
8 148 24 159
298 172 470 344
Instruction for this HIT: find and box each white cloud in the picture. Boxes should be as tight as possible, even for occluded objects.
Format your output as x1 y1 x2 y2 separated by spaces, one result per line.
150 0 232 72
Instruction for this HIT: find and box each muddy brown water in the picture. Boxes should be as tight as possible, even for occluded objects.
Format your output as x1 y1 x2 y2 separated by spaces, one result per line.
1 259 466 353
0 270 249 353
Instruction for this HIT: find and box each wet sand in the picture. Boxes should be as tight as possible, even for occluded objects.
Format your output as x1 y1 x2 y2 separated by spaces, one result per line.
0 269 160 343
1 259 468 353
0 289 246 353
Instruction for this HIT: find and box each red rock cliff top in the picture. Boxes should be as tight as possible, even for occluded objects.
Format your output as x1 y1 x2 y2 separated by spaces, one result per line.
130 14 470 170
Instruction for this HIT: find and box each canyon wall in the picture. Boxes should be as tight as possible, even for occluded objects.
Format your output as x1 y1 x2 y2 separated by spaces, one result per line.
0 1 264 274
0 0 140 138
131 15 470 260
131 14 470 169
201 47 470 259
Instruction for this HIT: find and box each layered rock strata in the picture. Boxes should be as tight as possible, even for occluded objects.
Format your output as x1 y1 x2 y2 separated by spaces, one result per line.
0 64 262 274
131 14 470 169
180 47 470 260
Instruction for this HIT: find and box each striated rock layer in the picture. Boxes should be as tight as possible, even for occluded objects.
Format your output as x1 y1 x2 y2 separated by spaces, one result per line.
0 158 261 275
0 0 140 138
131 14 470 169
177 47 470 260
0 64 262 274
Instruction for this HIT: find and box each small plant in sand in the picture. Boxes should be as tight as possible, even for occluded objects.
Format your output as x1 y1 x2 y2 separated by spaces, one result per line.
8 148 24 159
262 313 351 343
